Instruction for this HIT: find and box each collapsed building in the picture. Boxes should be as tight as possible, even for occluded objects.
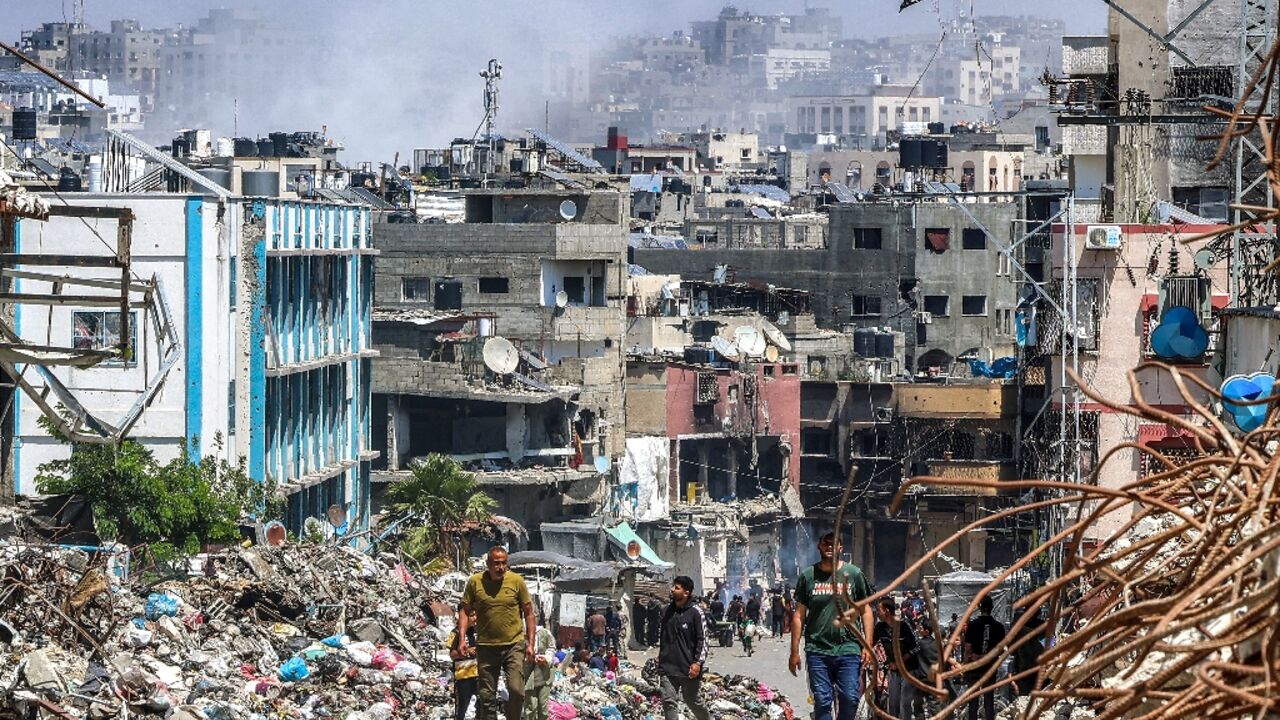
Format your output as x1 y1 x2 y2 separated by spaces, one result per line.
0 142 377 530
370 188 628 543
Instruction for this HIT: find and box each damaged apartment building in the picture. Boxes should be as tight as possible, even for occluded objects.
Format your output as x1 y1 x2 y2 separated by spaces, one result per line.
636 197 1024 375
370 187 627 543
1 136 376 531
620 273 817 592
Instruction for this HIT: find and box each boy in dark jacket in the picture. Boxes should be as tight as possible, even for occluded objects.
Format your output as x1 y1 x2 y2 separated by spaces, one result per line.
658 576 712 720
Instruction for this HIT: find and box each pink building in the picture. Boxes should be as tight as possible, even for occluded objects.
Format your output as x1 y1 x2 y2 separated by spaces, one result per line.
627 360 801 504
1047 223 1229 540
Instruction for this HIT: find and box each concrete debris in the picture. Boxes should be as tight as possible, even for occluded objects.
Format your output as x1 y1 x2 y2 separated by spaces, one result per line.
1 542 792 719
1 542 456 719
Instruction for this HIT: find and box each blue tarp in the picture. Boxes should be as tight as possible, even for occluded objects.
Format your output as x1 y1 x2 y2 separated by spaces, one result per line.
968 356 1018 379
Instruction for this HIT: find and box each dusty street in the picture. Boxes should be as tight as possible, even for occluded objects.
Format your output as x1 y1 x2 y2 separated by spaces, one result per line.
631 631 814 715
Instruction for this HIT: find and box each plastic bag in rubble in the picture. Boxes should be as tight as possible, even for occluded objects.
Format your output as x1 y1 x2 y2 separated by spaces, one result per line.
711 699 745 714
145 592 181 619
600 706 623 720
371 648 403 670
278 657 311 682
548 700 578 720
125 625 154 647
347 640 376 665
366 702 394 720
322 634 348 648
393 660 423 680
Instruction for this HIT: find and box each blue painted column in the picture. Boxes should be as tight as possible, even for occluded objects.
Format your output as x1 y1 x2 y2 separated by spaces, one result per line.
184 198 204 451
248 201 268 482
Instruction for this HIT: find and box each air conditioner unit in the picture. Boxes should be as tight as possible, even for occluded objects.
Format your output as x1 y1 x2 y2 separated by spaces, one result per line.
873 406 895 423
1085 224 1123 250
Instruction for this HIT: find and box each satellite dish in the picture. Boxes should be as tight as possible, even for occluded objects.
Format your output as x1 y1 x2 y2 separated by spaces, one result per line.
734 326 766 356
555 290 570 308
760 319 792 351
482 336 519 374
710 335 740 361
559 199 578 220
765 345 779 362
264 521 287 547
1194 249 1215 270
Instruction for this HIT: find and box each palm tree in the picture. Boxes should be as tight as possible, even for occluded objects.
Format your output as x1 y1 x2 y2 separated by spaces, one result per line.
385 453 496 566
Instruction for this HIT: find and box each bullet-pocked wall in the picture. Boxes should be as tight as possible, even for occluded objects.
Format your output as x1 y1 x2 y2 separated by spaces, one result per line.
247 199 376 533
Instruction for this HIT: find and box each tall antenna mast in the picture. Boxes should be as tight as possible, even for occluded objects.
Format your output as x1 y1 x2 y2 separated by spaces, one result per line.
479 58 503 183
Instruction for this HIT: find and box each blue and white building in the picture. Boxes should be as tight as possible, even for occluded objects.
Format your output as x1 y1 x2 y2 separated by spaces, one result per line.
11 193 376 531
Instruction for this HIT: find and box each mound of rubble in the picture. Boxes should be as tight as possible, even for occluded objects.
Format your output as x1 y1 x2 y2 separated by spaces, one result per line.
544 665 793 720
1 543 451 719
1 541 792 719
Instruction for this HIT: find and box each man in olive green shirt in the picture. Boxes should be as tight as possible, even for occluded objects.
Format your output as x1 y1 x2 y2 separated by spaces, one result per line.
789 531 874 720
459 546 536 720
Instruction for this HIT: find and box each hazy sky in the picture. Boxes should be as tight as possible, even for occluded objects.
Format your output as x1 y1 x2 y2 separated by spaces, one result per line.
8 1 1107 161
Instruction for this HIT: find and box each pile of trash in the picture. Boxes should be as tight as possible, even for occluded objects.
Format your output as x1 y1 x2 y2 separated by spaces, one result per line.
545 663 793 720
1 542 458 719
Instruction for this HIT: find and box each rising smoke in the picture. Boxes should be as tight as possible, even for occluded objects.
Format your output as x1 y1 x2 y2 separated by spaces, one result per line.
11 0 1105 165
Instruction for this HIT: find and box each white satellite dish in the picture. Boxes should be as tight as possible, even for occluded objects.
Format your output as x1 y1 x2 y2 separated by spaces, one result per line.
482 336 519 374
1194 249 1215 270
559 199 578 220
760 319 792 351
734 326 767 357
710 336 740 361
555 290 570 308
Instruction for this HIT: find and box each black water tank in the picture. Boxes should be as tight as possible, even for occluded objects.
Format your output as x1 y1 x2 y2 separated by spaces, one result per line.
874 332 894 359
12 108 37 140
898 137 922 168
171 138 189 157
927 121 945 135
854 327 874 357
270 132 288 157
257 138 275 157
234 138 258 157
920 139 940 168
56 167 81 192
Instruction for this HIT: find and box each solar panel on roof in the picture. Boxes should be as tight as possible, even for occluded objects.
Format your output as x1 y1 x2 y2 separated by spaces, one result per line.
526 127 605 174
826 182 858 203
540 168 586 189
750 207 772 219
732 183 791 203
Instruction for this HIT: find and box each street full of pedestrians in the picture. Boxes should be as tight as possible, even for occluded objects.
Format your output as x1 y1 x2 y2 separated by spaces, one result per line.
450 535 1046 720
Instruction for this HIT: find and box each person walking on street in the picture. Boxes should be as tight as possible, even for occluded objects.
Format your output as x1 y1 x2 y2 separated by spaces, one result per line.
522 609 557 720
605 605 623 653
873 597 922 719
964 596 1008 720
789 531 875 720
458 546 536 720
588 607 608 650
658 575 712 720
746 593 762 626
727 595 746 623
448 606 479 720
770 591 786 638
710 594 726 623
646 598 663 647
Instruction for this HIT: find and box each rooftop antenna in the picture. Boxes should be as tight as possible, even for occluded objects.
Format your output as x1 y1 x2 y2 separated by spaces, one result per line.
478 58 503 183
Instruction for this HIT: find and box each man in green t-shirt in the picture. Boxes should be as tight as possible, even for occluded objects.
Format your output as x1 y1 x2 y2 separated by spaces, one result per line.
458 546 536 720
788 531 874 720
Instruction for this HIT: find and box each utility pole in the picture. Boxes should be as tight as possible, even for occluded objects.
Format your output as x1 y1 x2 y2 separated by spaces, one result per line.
479 58 503 184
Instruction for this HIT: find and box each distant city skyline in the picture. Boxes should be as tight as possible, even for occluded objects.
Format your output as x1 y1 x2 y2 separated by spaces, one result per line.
6 0 1107 162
